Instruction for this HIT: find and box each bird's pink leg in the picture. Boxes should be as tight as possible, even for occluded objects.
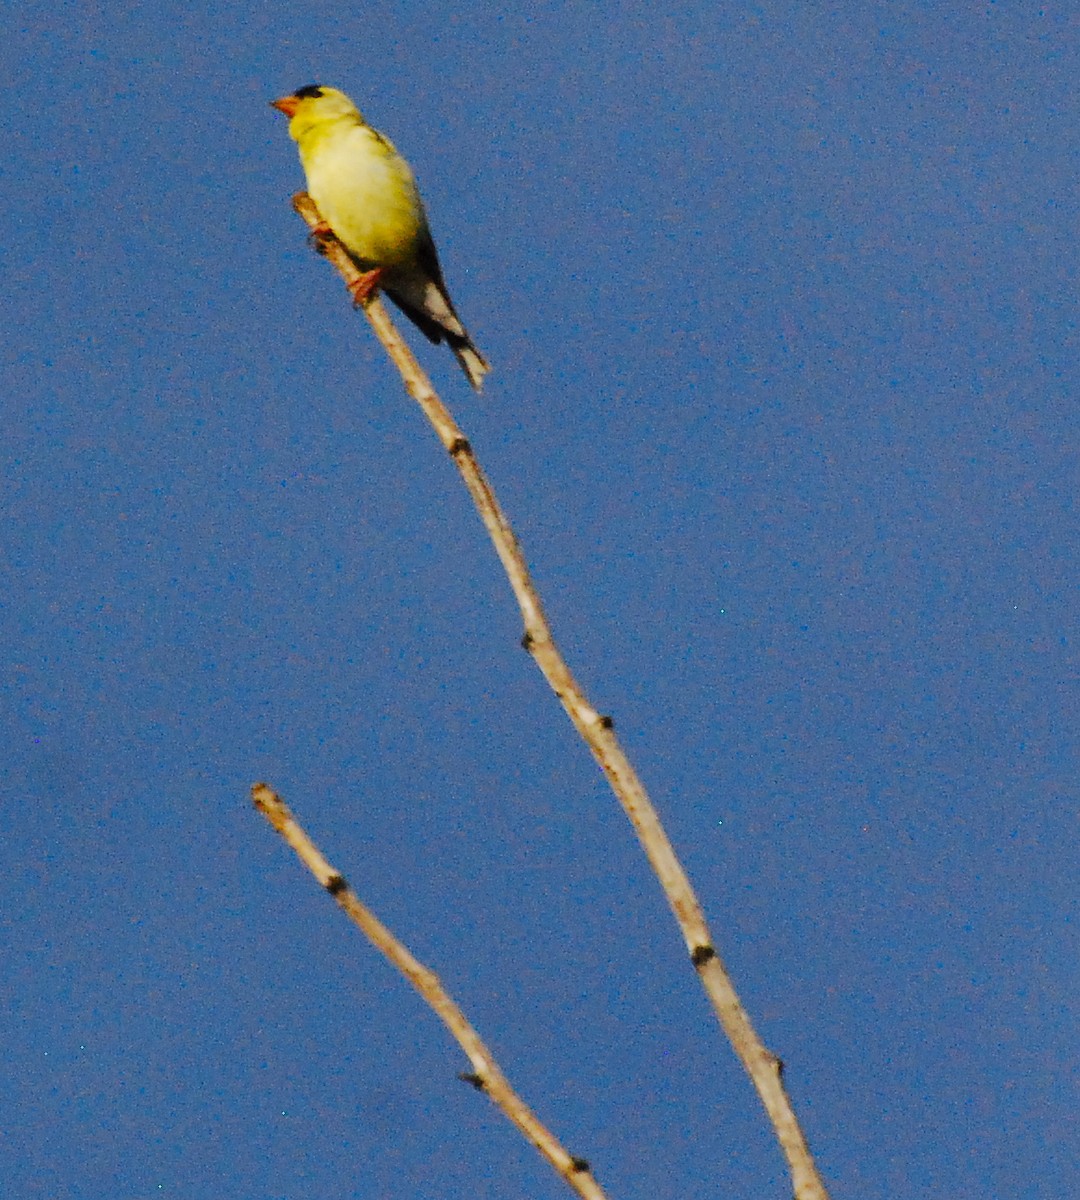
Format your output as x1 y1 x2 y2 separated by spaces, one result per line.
347 268 385 306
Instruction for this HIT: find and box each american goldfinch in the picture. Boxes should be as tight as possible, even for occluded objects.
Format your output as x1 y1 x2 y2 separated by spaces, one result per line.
271 85 490 391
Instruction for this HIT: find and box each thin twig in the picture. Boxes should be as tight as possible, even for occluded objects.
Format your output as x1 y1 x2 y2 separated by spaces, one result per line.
290 191 832 1200
252 783 609 1200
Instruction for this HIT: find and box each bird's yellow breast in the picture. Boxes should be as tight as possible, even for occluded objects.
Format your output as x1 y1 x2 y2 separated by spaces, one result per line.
299 123 427 268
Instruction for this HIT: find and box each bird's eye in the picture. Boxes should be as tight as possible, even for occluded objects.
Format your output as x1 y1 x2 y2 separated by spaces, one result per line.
294 84 325 99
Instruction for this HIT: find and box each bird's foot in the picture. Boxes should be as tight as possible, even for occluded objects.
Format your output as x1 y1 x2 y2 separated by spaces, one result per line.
307 222 334 255
348 268 384 306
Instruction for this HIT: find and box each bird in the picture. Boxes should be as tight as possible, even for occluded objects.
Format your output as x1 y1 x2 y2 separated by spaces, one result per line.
271 85 490 391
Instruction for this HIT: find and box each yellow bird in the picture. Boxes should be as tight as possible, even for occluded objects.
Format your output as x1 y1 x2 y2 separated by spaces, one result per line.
271 85 490 391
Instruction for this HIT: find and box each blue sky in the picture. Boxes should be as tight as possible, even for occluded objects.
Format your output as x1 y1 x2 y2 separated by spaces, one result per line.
2 4 1076 1198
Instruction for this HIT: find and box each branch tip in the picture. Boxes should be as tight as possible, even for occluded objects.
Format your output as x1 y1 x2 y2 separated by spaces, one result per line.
251 782 283 813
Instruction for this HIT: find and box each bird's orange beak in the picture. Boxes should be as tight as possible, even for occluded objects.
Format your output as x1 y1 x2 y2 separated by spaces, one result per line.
270 95 300 117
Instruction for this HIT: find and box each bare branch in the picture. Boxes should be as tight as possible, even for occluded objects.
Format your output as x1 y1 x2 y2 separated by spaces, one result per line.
287 191 832 1200
252 782 610 1200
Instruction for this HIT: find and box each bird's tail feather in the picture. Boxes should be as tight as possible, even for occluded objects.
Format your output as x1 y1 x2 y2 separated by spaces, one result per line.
448 336 490 392
386 286 490 392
